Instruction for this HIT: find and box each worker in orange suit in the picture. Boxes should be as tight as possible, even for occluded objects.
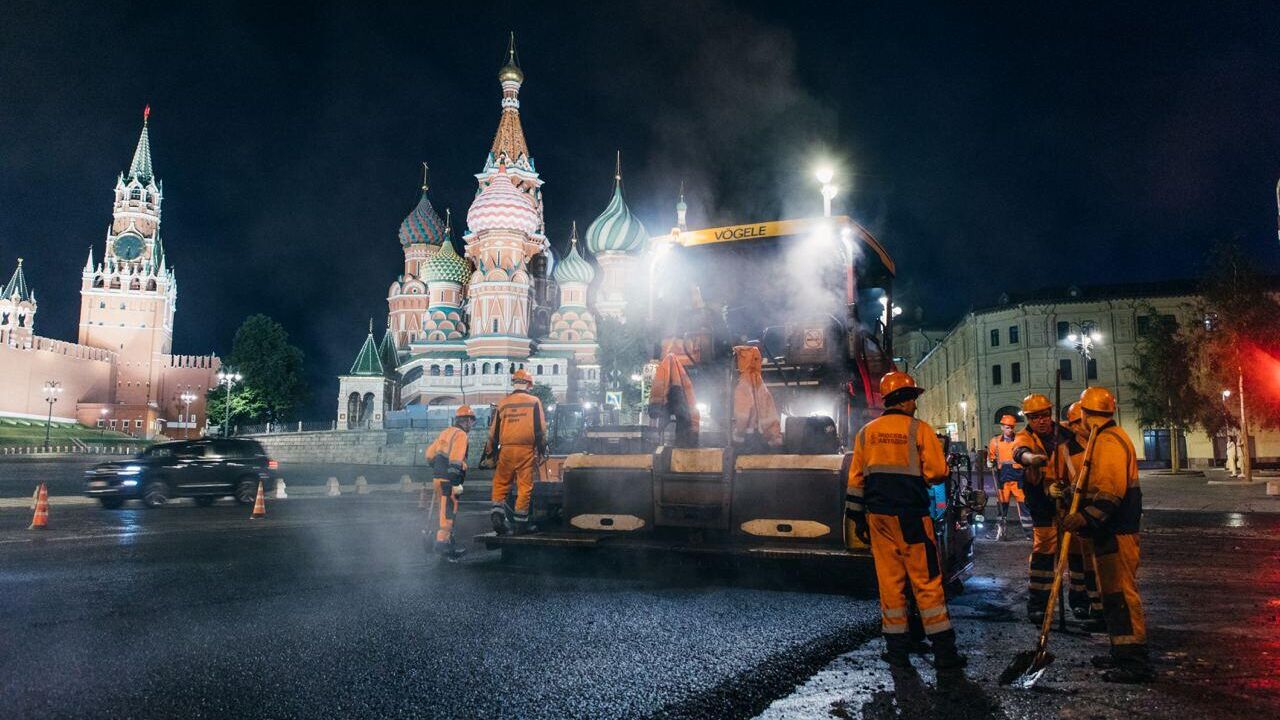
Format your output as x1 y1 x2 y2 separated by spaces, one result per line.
424 405 476 561
1061 387 1151 682
648 353 700 448
1059 402 1105 626
482 369 546 535
847 370 967 672
1012 392 1071 625
987 414 1031 539
731 345 782 452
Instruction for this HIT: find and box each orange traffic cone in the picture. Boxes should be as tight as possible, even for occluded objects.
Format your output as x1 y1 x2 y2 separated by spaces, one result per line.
250 480 266 519
418 484 430 510
29 482 49 530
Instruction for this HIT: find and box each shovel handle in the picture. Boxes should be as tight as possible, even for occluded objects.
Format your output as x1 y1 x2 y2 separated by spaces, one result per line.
1034 424 1101 645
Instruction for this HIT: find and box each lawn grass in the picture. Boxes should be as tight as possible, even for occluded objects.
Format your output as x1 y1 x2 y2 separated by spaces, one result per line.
0 418 146 449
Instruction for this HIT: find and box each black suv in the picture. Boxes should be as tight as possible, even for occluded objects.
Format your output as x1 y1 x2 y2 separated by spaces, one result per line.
85 438 277 509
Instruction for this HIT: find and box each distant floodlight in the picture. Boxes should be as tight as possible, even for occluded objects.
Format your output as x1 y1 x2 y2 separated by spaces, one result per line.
1090 331 1103 343
1066 333 1078 343
814 166 835 185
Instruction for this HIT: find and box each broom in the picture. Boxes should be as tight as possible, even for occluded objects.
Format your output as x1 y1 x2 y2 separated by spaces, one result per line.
998 423 1100 687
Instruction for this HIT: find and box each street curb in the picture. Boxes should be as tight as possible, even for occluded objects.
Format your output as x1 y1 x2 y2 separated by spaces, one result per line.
0 481 496 508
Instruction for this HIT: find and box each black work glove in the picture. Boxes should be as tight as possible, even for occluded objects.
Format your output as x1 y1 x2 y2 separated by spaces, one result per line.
855 521 871 545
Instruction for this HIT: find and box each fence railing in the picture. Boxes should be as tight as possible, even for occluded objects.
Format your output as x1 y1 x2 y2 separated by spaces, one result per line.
0 445 138 456
234 421 339 436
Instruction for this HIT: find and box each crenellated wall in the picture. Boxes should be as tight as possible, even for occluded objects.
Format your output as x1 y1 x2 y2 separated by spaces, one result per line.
0 336 116 421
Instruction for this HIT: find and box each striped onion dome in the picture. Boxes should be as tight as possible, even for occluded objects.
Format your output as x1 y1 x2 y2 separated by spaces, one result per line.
553 234 595 285
423 239 470 284
585 180 647 255
466 164 538 235
398 191 447 247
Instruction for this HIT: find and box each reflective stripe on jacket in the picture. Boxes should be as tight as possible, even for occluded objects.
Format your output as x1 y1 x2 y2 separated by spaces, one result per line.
1081 422 1142 535
847 409 950 516
426 425 469 483
485 390 546 453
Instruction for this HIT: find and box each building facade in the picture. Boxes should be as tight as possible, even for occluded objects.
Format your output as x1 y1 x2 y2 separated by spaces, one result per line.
340 40 657 423
907 282 1280 466
0 110 220 438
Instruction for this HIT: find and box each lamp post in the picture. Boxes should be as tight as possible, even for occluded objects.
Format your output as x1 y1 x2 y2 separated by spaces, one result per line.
216 370 242 438
42 381 63 451
959 400 969 452
1065 320 1103 388
99 408 110 440
180 391 197 440
815 166 838 217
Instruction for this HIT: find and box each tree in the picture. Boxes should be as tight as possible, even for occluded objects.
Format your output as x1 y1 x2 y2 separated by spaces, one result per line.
595 316 650 408
1126 307 1208 473
528 382 556 408
224 315 308 422
204 384 268 432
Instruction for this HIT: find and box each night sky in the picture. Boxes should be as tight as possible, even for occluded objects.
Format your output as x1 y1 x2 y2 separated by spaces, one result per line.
3 2 1279 418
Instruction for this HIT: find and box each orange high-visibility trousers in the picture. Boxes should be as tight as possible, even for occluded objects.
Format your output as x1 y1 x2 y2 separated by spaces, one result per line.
868 513 951 637
997 481 1025 504
1094 533 1147 661
491 444 536 522
432 478 458 549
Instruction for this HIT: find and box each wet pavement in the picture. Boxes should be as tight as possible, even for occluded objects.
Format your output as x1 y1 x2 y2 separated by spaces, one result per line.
1 477 1278 719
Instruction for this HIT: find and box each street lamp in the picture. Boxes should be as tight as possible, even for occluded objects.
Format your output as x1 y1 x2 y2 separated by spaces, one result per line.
42 381 63 451
180 391 197 440
1064 320 1103 387
959 400 969 451
99 407 110 440
815 165 838 217
216 370 242 437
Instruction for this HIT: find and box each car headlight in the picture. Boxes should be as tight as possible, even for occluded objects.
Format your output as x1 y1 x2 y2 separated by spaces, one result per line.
118 465 142 476
121 479 138 487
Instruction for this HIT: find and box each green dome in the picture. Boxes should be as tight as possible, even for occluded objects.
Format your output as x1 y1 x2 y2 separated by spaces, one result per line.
585 181 648 255
553 238 594 285
423 240 469 284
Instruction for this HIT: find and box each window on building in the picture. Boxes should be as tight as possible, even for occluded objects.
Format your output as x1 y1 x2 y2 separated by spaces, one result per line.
482 362 490 375
1009 325 1019 344
135 419 143 428
1011 362 1021 384
444 365 453 376
492 319 499 333
990 329 999 347
992 364 1002 385
537 365 544 375
1087 358 1098 380
130 188 141 200
1059 358 1073 381
1056 321 1070 341
553 365 560 375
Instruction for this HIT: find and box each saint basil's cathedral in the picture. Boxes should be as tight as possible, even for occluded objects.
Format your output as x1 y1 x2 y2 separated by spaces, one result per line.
338 41 651 428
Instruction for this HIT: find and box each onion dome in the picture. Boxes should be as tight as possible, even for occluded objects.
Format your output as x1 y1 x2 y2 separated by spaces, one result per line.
586 154 648 255
498 32 524 84
398 165 447 246
554 224 595 285
466 164 538 235
423 239 470 285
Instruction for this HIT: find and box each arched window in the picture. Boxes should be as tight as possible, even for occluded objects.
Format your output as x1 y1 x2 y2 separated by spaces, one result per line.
430 365 441 376
496 363 504 374
129 278 141 291
482 362 491 375
109 278 121 290
130 188 141 200
444 365 454 376
401 366 423 384
93 277 104 288
553 365 560 375
492 319 499 333
537 365 544 375
346 392 360 430
509 363 515 374
360 393 376 428
146 279 156 291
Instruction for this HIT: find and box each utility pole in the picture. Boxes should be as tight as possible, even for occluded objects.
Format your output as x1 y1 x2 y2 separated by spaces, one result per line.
1238 365 1252 483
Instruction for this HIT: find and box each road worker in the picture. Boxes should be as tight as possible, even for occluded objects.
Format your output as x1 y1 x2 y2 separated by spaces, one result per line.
1011 393 1068 625
987 414 1031 539
847 370 966 672
1059 402 1104 626
482 369 546 535
1061 387 1151 682
424 405 476 560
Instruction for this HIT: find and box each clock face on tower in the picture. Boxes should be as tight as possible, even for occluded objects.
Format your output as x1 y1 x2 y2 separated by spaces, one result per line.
114 233 143 261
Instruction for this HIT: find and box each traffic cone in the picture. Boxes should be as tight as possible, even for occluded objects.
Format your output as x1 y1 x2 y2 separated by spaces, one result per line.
250 480 266 519
29 483 49 530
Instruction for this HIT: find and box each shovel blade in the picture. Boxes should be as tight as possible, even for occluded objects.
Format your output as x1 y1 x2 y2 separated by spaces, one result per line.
998 648 1055 687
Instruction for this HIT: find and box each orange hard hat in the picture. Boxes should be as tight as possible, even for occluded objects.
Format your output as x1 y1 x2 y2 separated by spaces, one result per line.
455 405 476 419
1066 402 1083 424
1022 393 1052 415
512 368 533 385
1080 386 1116 414
999 414 1018 426
879 371 924 404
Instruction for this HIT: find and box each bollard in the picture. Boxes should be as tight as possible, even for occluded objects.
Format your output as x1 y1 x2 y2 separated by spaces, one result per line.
400 474 415 493
355 476 370 495
326 477 341 496
275 478 288 500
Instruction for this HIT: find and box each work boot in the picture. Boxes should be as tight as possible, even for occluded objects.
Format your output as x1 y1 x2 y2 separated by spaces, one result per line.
1071 605 1092 621
490 508 509 535
445 547 467 564
881 635 914 669
929 631 968 671
512 520 537 536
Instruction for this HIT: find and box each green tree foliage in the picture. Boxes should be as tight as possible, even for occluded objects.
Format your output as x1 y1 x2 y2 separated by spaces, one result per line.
209 315 308 423
1125 307 1208 471
596 316 650 407
205 384 268 431
528 382 556 408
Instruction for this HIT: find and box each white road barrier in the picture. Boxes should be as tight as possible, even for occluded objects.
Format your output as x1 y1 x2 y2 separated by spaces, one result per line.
326 477 341 496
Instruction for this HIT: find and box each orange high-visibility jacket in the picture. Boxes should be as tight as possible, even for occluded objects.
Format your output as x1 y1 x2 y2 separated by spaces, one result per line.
648 353 701 432
847 410 950 516
484 390 546 454
1012 428 1062 487
987 435 1022 469
1080 421 1142 535
731 346 782 447
426 425 469 483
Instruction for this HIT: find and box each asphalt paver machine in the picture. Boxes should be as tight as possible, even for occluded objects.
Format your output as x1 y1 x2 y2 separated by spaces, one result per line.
481 216 975 589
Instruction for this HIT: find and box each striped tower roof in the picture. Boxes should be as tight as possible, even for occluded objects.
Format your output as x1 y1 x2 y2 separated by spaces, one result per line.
585 153 647 255
4 258 32 301
399 165 448 246
349 326 385 376
553 224 595 285
466 163 538 235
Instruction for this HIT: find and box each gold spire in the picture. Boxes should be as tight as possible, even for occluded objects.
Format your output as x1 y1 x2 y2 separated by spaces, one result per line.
421 162 429 192
570 221 578 245
615 150 622 183
498 31 524 84
445 208 452 235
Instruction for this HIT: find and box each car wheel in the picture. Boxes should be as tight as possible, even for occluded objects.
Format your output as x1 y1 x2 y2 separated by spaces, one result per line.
99 497 125 510
234 479 259 505
193 496 215 507
142 481 170 508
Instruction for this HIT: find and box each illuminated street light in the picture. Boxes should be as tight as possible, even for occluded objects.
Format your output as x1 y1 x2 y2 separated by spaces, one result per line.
1065 320 1103 387
814 165 839 217
216 370 242 438
959 401 970 451
99 407 110 440
180 391 197 440
42 381 63 451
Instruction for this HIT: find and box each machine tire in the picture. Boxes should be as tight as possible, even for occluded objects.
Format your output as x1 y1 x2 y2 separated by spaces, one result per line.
234 478 258 505
99 497 125 510
193 496 216 507
142 481 171 508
